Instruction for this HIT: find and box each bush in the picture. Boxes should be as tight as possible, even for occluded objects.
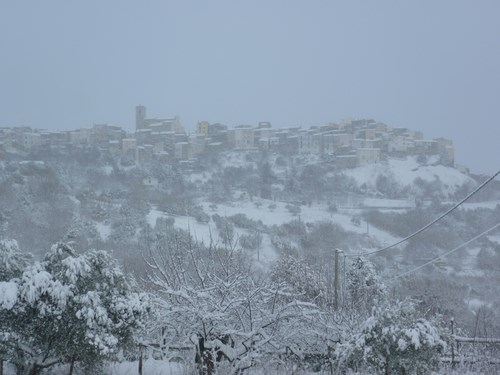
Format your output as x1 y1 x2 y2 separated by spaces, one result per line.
337 300 446 375
212 214 235 246
228 213 264 231
190 206 210 223
285 204 301 216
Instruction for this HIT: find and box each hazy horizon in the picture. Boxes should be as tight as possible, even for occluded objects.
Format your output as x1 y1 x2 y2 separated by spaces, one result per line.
1 1 499 173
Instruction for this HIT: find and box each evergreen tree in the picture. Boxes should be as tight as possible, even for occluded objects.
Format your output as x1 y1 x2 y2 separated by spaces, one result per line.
0 243 149 375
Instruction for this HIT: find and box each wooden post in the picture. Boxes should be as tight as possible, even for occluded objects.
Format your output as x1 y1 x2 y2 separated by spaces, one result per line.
161 326 167 359
343 252 347 305
334 249 342 309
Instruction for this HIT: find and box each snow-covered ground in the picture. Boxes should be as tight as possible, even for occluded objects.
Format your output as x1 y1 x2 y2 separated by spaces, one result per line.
455 247 483 278
146 206 279 267
199 199 401 246
95 221 112 241
101 165 114 175
3 359 485 375
343 156 475 197
464 297 492 310
488 235 500 244
147 208 215 244
361 197 414 209
3 360 188 375
146 196 402 269
106 359 187 375
461 200 500 210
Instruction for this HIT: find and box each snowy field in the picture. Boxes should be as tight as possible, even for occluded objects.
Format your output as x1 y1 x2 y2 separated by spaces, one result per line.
461 200 500 210
488 235 500 244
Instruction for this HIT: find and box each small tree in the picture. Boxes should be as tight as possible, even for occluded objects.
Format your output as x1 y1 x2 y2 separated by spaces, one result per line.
337 300 446 375
239 231 263 261
143 229 320 374
212 214 236 247
345 256 386 314
271 255 328 307
0 243 149 375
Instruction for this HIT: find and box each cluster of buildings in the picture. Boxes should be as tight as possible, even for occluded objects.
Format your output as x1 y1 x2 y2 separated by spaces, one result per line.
0 106 455 168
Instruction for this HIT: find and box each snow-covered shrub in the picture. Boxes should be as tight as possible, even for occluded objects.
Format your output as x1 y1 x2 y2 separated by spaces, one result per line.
271 255 328 307
375 173 401 198
239 231 263 254
337 300 446 375
0 239 28 281
212 214 235 246
227 213 263 230
345 256 386 314
285 203 301 216
190 205 210 223
143 230 321 374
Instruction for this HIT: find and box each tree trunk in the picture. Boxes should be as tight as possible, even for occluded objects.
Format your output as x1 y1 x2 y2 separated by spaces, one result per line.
15 363 26 375
68 355 76 375
384 357 391 375
28 364 39 375
138 348 143 375
0 359 3 375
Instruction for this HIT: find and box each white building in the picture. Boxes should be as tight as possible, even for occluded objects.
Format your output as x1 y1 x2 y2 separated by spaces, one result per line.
175 142 190 159
23 132 42 150
228 126 254 149
388 136 415 153
122 138 137 154
357 148 381 166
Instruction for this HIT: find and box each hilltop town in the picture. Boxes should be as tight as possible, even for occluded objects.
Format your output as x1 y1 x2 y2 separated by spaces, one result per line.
0 106 455 169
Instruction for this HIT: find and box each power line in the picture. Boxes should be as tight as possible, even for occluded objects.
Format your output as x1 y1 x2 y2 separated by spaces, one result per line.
348 168 500 257
347 222 500 293
383 221 500 283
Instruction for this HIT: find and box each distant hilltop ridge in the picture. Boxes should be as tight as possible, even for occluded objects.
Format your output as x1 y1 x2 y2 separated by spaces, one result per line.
0 106 454 169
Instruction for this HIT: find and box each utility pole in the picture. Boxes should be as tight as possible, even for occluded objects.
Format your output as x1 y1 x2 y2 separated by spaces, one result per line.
334 248 343 309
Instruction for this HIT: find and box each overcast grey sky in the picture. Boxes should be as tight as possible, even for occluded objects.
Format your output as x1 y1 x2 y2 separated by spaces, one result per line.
1 1 499 173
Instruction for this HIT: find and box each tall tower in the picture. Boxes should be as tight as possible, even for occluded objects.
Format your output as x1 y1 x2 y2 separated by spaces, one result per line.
136 105 146 131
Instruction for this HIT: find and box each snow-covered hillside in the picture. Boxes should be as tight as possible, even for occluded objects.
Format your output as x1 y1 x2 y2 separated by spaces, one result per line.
343 156 475 197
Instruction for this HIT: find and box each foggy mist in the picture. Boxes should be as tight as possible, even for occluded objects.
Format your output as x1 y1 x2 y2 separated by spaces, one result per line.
1 1 500 172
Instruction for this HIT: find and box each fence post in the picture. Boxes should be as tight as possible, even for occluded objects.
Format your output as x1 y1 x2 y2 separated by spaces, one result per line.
334 249 343 309
138 345 143 375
